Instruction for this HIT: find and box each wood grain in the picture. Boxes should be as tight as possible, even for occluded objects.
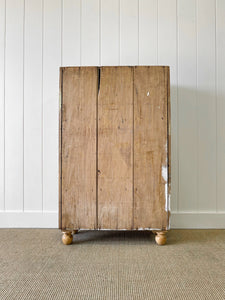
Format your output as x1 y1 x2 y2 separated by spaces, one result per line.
97 67 133 229
61 67 97 229
59 66 170 231
133 66 169 230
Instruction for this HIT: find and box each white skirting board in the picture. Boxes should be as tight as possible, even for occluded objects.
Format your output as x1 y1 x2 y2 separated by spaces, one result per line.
0 211 225 229
170 212 225 229
0 211 58 228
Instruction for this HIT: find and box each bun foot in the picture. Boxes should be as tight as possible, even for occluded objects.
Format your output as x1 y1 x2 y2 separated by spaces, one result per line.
62 231 73 245
155 231 167 245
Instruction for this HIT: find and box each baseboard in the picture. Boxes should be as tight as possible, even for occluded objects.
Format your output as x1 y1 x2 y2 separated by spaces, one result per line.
0 211 224 229
0 211 58 228
171 212 225 229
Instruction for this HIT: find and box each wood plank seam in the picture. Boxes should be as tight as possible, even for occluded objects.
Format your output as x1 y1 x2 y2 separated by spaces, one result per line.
96 67 101 228
132 66 135 229
60 66 169 231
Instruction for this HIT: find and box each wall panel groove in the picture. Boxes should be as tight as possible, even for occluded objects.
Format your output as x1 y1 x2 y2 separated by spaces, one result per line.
5 0 24 211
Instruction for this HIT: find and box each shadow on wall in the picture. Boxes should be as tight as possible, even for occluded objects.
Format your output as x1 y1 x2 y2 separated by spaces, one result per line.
170 84 222 212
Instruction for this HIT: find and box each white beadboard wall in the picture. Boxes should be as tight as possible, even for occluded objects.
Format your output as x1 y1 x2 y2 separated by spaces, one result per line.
0 0 225 228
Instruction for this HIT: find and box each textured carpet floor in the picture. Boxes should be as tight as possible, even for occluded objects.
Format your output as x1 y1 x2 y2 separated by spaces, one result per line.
0 229 224 300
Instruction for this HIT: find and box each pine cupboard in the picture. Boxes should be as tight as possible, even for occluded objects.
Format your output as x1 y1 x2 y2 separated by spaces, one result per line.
59 66 171 245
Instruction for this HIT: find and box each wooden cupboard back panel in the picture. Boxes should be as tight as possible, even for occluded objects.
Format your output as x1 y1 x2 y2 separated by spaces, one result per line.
60 67 97 229
97 67 133 229
134 66 169 229
59 66 170 231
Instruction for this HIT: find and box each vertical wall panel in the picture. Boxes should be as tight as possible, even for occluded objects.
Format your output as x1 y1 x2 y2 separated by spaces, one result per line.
101 0 119 65
139 0 157 65
177 0 198 211
43 0 61 211
0 0 5 210
5 0 24 210
62 0 80 66
24 0 42 211
81 0 99 66
197 0 216 211
158 0 177 211
120 0 138 65
216 0 225 211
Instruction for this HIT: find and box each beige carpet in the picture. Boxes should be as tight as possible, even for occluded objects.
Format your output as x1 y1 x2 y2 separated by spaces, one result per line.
0 229 224 300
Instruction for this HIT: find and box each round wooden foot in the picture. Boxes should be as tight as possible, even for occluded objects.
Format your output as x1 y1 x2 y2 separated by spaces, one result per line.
62 231 73 245
155 231 167 245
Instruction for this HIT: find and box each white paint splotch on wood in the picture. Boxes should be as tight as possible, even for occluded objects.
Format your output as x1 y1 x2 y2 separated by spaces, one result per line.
162 165 170 212
162 165 168 182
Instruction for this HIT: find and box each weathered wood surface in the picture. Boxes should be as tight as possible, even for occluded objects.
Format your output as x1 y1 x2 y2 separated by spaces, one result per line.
133 66 169 229
59 66 170 231
97 67 133 229
61 67 97 229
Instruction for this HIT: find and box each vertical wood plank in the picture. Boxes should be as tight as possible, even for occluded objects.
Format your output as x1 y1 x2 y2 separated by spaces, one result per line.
0 0 5 210
43 0 61 211
158 0 177 212
61 67 97 229
98 67 133 229
177 0 198 211
62 0 80 66
101 0 120 65
120 0 138 65
133 66 169 230
5 0 24 210
197 0 216 211
24 0 42 211
139 0 158 65
81 0 99 66
216 0 225 211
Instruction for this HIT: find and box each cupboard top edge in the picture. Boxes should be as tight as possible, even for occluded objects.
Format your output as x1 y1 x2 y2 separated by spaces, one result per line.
59 66 170 71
